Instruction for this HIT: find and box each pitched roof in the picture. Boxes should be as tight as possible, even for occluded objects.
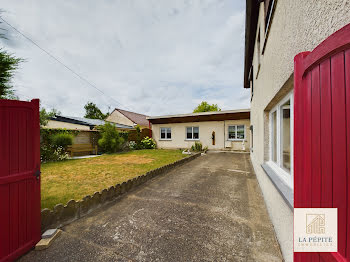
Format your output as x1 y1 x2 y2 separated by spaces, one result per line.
115 108 149 126
51 115 134 129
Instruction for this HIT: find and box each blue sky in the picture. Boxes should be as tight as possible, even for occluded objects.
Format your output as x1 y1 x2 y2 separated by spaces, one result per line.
0 0 249 116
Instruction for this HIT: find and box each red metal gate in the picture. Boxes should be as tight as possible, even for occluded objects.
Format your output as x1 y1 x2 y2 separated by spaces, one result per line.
0 99 41 262
294 23 350 261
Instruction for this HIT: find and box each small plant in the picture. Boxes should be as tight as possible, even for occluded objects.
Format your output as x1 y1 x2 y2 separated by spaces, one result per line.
51 133 73 150
40 144 69 162
53 146 70 161
191 141 203 152
129 141 137 150
203 146 208 153
135 125 142 143
98 122 124 153
141 136 156 149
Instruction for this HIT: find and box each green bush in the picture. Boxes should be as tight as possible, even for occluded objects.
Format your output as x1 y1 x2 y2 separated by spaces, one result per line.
40 129 78 163
191 141 203 152
119 131 129 141
51 133 73 149
141 136 156 149
98 122 124 153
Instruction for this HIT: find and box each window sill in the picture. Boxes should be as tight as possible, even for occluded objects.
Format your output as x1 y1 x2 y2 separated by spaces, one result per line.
185 139 200 141
261 163 293 210
159 139 172 141
227 139 246 142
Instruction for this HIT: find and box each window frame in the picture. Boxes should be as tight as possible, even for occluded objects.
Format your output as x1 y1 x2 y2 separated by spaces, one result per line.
159 127 172 141
227 125 246 141
249 66 254 101
262 0 277 54
268 91 294 188
265 0 275 34
256 27 261 79
185 126 200 141
250 125 253 152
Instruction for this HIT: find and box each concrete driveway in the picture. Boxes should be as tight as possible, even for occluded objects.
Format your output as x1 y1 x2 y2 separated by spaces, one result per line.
20 152 282 262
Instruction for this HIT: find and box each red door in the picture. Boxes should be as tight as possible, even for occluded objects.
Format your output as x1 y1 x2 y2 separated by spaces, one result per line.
0 99 41 262
294 23 350 261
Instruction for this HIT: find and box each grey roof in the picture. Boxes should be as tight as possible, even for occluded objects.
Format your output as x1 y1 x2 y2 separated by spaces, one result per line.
51 115 134 129
65 116 106 126
113 108 149 126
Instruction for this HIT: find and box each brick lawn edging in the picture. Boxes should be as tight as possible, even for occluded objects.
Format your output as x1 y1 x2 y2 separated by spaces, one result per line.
41 153 201 232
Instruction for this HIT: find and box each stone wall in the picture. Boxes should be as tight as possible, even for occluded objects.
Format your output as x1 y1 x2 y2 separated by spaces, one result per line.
41 153 200 232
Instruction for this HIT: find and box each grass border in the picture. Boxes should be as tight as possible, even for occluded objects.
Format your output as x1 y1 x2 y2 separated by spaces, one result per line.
41 153 201 232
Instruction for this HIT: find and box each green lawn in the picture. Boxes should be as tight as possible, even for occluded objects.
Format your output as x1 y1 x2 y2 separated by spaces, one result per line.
41 149 186 210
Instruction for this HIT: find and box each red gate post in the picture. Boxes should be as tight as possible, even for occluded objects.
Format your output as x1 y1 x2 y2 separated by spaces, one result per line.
32 99 42 246
294 51 311 262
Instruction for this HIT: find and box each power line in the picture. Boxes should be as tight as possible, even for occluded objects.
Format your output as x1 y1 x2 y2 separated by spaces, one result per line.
0 16 132 112
16 92 56 110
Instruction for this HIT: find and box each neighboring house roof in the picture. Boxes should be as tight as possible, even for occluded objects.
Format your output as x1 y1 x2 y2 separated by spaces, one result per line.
113 108 149 127
147 109 250 124
50 115 134 130
244 0 259 89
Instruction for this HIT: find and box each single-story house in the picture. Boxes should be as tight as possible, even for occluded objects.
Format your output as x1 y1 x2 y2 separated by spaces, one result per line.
244 0 350 261
147 109 250 151
106 108 150 129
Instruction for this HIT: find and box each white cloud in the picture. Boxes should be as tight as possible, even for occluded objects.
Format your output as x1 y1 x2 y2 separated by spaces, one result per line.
1 0 249 116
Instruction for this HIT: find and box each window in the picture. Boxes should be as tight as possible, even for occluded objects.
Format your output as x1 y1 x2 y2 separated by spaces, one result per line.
186 126 199 140
271 111 277 162
160 127 171 140
257 28 261 63
281 100 291 171
228 125 245 140
256 29 261 79
249 66 254 100
269 91 293 185
250 125 253 152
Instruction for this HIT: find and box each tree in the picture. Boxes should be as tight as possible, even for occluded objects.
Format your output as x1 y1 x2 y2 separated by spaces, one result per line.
0 13 22 99
0 50 22 99
98 122 124 153
84 101 109 120
193 101 221 113
40 107 60 127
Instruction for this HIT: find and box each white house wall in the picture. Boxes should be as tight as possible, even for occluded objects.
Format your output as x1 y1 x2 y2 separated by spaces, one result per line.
106 110 135 127
152 119 250 151
250 1 350 261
